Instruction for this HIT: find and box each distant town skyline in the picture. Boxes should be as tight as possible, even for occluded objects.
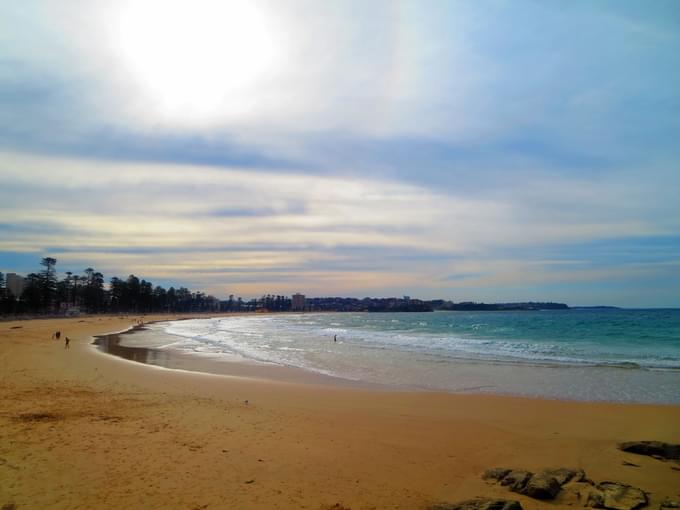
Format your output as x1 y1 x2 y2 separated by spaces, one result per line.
1 1 679 307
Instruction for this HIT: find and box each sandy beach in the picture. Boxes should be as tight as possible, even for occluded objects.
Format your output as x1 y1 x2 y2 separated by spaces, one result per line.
1 316 679 510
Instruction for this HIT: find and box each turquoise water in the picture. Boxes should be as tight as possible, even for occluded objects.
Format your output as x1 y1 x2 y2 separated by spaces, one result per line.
132 309 680 403
308 309 680 369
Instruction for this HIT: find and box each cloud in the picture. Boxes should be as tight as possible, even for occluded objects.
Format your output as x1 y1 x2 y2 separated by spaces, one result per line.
2 1 676 160
1 2 679 306
1 150 678 306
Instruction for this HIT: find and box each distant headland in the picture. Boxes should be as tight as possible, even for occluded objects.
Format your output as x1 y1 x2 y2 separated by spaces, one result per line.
302 297 571 313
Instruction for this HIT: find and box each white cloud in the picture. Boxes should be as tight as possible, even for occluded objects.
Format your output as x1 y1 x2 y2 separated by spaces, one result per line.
1 150 674 299
0 0 490 145
1 2 678 305
2 0 677 167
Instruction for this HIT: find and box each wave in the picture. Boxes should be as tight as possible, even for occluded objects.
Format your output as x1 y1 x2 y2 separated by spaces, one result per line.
152 315 680 374
101 314 680 403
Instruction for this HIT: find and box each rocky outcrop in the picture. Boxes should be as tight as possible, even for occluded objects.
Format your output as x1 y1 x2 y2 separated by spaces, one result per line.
618 441 680 460
481 468 511 481
585 481 647 510
545 467 585 485
499 470 532 492
522 472 562 499
483 465 650 509
429 498 523 510
481 467 585 500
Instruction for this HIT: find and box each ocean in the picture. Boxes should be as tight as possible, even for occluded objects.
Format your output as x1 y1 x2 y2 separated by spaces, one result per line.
111 309 680 404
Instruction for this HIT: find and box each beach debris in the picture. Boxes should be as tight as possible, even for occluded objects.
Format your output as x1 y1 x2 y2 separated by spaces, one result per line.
482 467 585 500
584 481 648 510
324 504 351 510
13 412 63 423
621 461 640 467
429 498 522 510
244 479 255 484
618 441 680 461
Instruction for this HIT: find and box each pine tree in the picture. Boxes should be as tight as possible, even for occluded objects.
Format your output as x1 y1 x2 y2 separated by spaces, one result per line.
39 257 58 312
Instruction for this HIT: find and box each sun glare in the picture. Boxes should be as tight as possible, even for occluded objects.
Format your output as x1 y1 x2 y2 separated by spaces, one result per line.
111 0 281 124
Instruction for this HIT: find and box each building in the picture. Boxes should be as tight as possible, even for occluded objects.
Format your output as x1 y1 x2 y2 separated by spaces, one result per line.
291 293 306 311
6 273 25 298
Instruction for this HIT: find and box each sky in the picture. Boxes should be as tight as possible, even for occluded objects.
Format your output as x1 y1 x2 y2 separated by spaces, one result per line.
1 0 679 307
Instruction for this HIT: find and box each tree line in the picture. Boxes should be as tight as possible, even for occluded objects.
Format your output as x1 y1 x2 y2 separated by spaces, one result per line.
0 257 221 315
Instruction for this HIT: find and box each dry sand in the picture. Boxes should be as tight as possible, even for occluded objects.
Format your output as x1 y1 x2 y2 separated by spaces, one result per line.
1 315 679 510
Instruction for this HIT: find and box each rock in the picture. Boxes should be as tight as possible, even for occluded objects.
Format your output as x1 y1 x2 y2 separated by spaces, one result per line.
543 467 586 485
429 498 523 510
586 481 648 510
619 441 680 460
518 468 586 500
522 472 562 500
621 461 640 467
500 470 532 492
481 466 585 500
660 500 680 510
482 468 511 481
587 489 606 508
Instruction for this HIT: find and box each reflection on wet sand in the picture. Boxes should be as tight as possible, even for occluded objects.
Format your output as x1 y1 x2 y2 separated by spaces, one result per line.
92 323 376 387
93 326 177 369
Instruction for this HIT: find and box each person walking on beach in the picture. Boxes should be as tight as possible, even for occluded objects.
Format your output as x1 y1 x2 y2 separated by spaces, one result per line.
52 330 61 340
64 336 70 349
334 334 337 342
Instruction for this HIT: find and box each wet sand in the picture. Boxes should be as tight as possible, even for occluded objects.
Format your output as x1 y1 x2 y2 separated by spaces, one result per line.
93 323 384 389
1 315 679 509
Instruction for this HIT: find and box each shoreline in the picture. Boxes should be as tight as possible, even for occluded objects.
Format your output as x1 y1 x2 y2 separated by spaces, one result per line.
2 315 679 509
91 322 389 390
93 315 680 405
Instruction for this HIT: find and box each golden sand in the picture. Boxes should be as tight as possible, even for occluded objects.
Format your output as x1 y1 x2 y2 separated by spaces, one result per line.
1 315 679 509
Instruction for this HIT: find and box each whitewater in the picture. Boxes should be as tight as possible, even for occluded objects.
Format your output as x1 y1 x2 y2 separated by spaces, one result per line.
115 309 680 404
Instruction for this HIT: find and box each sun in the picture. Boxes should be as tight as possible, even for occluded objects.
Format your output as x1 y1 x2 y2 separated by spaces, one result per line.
110 0 281 124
